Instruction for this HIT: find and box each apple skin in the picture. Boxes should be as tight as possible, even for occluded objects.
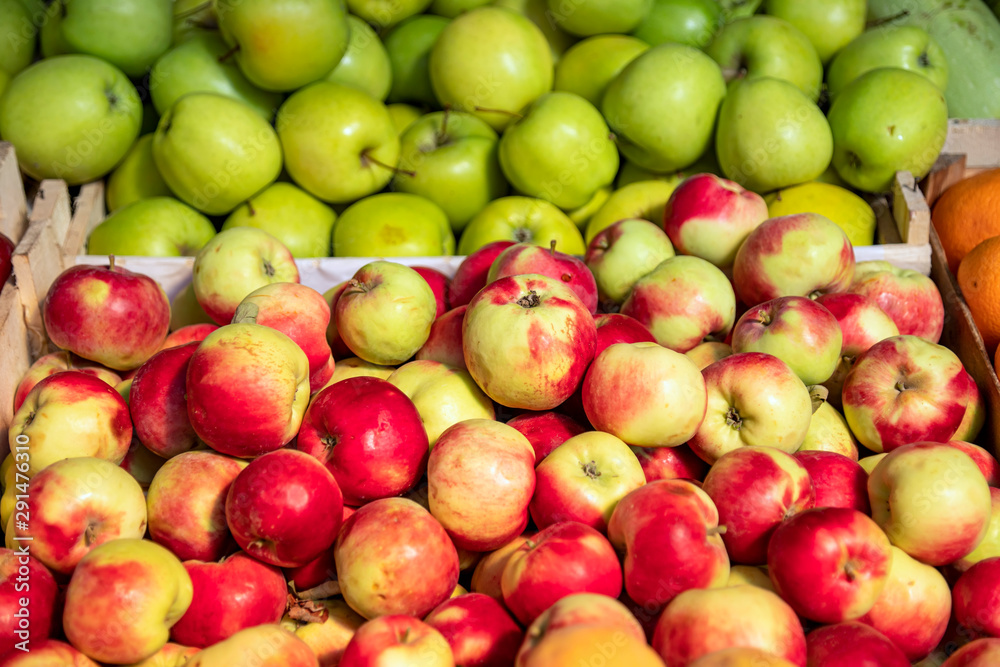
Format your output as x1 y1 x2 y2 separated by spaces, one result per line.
594 314 657 354
941 638 1000 667
814 292 899 358
554 34 650 108
506 411 587 461
631 445 709 483
662 173 769 270
428 419 536 552
957 488 1000 571
842 336 971 453
733 213 855 308
335 497 460 620
0 548 59 653
608 480 730 613
146 450 248 563
458 195 587 256
463 274 597 411
489 242 599 315
338 615 454 667
583 342 708 448
800 399 860 460
296 376 428 506
945 441 1000 487
794 451 871 514
129 342 200 459
0 639 101 666
43 261 171 371
848 260 945 344
685 341 733 370
688 352 813 465
619 254 736 353
805 621 910 667
448 241 517 307
225 449 344 569
702 446 815 565
519 623 664 667
332 192 456 257
470 533 533 602
584 218 676 309
280 597 364 667
415 306 468 370
63 539 193 665
424 593 522 667
412 266 451 319
767 507 892 623
732 295 844 386
170 551 287 649
652 585 807 667
12 350 122 413
857 545 952 662
161 323 219 351
183 623 319 667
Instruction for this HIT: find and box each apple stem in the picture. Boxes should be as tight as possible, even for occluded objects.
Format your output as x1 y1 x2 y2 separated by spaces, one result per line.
549 239 557 256
844 561 858 582
707 525 727 536
297 579 341 601
217 43 240 64
361 150 416 178
246 200 256 216
436 107 451 146
866 10 909 29
231 302 259 325
107 255 116 271
473 106 522 121
176 0 213 20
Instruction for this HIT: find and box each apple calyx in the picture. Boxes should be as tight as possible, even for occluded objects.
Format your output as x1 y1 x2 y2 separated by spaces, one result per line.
320 434 339 452
361 150 415 178
582 460 602 480
513 227 534 243
725 406 743 431
517 291 541 309
285 594 329 624
84 522 100 546
231 301 259 325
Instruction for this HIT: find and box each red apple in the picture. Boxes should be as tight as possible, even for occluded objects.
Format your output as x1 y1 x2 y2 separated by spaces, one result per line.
662 172 769 270
584 218 676 309
470 534 533 601
953 557 1000 638
417 305 468 370
767 507 892 623
0 639 101 665
954 374 987 443
942 638 1000 666
424 593 522 667
946 441 1000 486
449 240 517 307
631 445 709 483
129 342 200 459
0 548 59 655
488 241 599 314
506 410 587 461
518 623 664 667
702 446 815 565
12 351 122 413
0 233 13 288
413 266 452 319
160 323 219 350
794 450 871 513
225 449 344 568
339 615 454 667
284 548 336 592
685 648 798 666
170 551 287 648
324 281 353 360
849 260 945 343
813 292 899 358
309 353 336 393
297 376 428 506
805 621 909 666
593 313 657 356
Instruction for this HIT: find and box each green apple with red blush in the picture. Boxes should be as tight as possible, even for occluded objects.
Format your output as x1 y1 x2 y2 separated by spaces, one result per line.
584 218 676 308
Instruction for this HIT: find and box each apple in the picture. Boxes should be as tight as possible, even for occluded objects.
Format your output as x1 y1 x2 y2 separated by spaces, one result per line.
545 0 651 35
0 0 36 79
685 648 798 666
794 451 870 513
56 0 171 76
104 135 174 212
119 437 167 490
170 551 287 648
505 411 587 461
414 268 451 317
0 639 101 666
424 593 523 667
620 255 736 353
323 358 396 387
688 352 813 464
63 539 192 664
146 450 247 562
685 342 732 371
805 621 910 667
585 179 682 244
448 240 516 306
869 441 992 566
470 533 533 601
828 68 949 193
326 14 392 101
489 241 599 314
12 351 121 413
957 488 1000 571
632 0 722 48
170 282 215 331
940 638 1000 667
0 55 141 184
335 497 460 619
814 292 900 360
183 624 318 667
384 14 449 106
429 6 553 132
519 623 664 666
117 643 200 666
87 197 217 258
530 431 645 532
463 273 596 410
332 193 456 257
128 342 199 459
732 296 844 386
733 212 854 308
945 441 1000 487
956 565 1000 645
297 376 428 505
0 548 59 653
185 314 311 458
602 44 726 173
954 378 987 443
339 615 453 667
584 218 676 308
583 342 707 448
416 306 467 369
800 397 860 459
493 0 576 60
764 0 865 64
652 585 807 666
280 597 365 667
858 454 887 475
277 81 400 205
221 183 338 258
594 314 657 354
842 336 971 453
702 446 815 565
458 196 587 256
768 507 892 623
848 260 945 343
553 34 649 108
858 545 952 662
726 565 776 593
632 445 709 484
43 260 171 371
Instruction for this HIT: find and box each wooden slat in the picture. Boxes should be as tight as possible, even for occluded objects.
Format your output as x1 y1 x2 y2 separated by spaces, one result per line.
0 143 27 243
0 283 32 463
891 171 930 246
63 181 106 256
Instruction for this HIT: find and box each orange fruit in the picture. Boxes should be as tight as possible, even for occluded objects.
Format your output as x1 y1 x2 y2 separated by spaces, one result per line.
957 234 1000 355
933 168 1000 273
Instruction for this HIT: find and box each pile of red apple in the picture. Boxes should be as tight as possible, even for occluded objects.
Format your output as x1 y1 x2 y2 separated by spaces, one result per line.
2 174 999 667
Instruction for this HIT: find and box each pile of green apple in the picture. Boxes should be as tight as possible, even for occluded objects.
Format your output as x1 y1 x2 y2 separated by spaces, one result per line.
0 0 953 259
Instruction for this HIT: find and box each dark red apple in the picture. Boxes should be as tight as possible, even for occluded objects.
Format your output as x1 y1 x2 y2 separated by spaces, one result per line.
424 593 523 667
448 240 516 307
631 445 709 483
488 241 599 314
506 411 587 461
416 305 467 370
0 232 14 288
594 313 657 357
413 266 451 318
794 450 871 514
0 548 59 653
806 621 910 666
129 342 200 459
160 323 219 350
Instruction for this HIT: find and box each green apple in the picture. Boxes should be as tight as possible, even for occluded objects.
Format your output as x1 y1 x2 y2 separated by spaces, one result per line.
457 196 585 255
828 67 948 193
499 91 618 210
616 148 721 188
631 0 722 49
326 15 393 101
0 55 142 185
387 103 424 135
393 110 507 232
826 26 949 101
0 70 8 100
222 182 337 258
567 186 611 229
494 0 577 61
430 0 491 17
149 32 283 121
545 0 653 36
0 0 36 77
40 1 70 58
152 92 282 215
706 15 823 102
58 0 173 77
716 77 833 194
106 134 173 212
333 192 455 256
429 6 554 131
277 81 401 204
172 0 218 45
584 178 682 243
86 197 217 256
384 14 450 106
216 0 350 92
345 0 433 30
763 0 865 64
170 282 215 329
554 35 649 108
602 43 726 173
